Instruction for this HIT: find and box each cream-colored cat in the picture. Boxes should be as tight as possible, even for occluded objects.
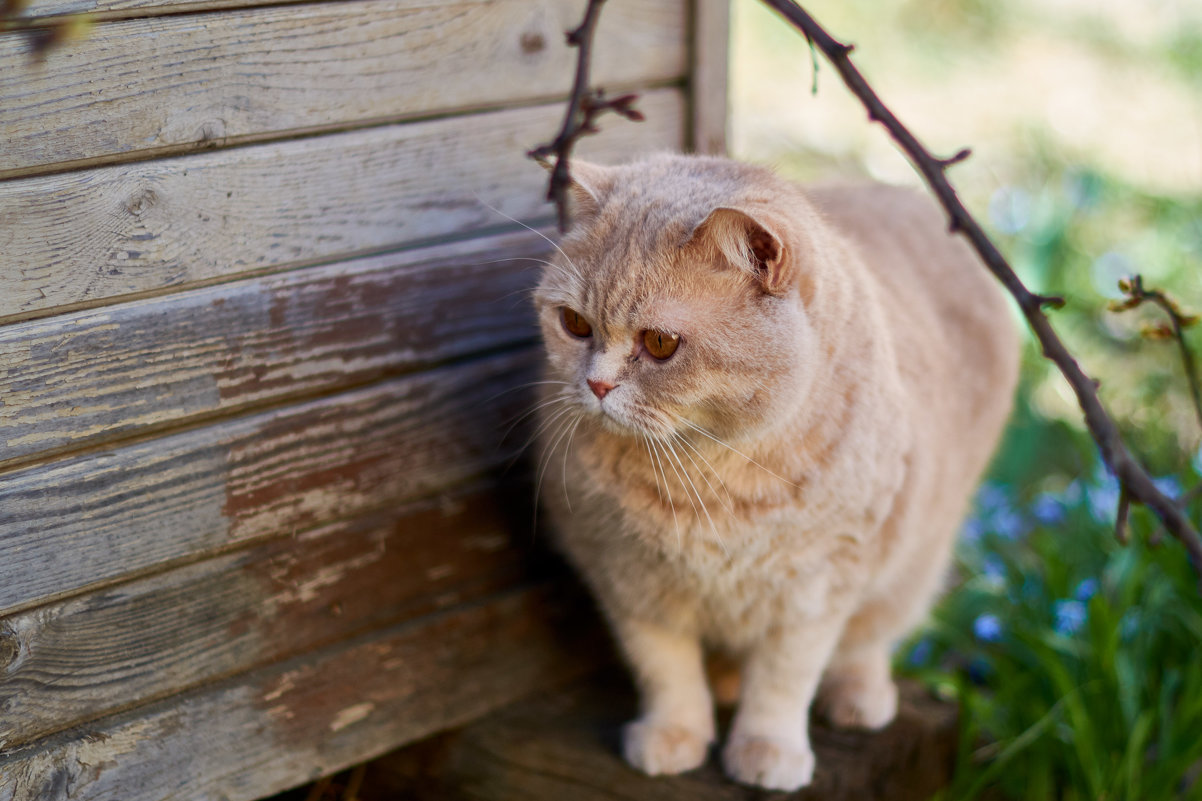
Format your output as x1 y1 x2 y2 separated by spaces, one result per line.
533 153 1018 790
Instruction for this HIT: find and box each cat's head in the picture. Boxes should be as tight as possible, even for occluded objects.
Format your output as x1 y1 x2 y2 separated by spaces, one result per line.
533 153 825 443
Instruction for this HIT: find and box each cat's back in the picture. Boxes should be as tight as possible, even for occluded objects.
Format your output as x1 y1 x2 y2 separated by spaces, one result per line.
807 182 1019 429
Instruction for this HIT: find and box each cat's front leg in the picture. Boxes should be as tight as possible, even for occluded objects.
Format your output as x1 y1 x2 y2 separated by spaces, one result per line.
722 621 844 791
612 617 715 776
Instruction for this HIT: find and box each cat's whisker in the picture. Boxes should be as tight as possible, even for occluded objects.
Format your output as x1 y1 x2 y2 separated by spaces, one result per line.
640 433 665 505
647 436 681 548
474 199 586 283
500 286 540 305
486 379 571 405
655 437 704 546
522 402 576 455
506 400 573 471
671 430 736 514
679 419 803 491
468 256 564 271
500 392 573 445
662 435 729 557
532 409 579 535
560 415 585 513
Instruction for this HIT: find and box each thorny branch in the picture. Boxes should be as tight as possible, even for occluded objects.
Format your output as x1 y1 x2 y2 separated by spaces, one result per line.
759 0 1202 581
527 0 643 233
1110 275 1202 434
1110 275 1202 520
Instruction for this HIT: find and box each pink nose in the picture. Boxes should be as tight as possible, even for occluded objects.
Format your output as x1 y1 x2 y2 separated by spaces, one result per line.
587 378 616 400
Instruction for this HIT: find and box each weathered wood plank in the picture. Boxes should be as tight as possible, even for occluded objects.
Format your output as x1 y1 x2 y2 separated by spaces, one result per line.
396 671 957 801
0 229 548 470
690 0 730 155
0 0 686 177
0 583 608 801
0 348 541 617
21 0 305 17
0 88 683 322
0 480 548 750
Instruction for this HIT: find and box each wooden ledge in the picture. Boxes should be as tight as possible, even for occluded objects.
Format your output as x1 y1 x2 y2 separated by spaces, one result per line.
358 669 959 801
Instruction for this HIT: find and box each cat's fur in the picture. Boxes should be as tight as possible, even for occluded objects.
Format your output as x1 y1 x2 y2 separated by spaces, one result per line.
533 153 1018 790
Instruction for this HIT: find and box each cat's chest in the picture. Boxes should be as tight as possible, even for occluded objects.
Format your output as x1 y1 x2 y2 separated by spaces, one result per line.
660 520 849 646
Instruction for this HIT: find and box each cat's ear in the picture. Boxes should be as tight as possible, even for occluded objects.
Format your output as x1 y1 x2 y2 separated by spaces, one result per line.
534 157 613 229
689 207 788 294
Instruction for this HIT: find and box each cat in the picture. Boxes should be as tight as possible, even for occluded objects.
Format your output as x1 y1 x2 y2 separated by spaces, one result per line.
532 152 1018 790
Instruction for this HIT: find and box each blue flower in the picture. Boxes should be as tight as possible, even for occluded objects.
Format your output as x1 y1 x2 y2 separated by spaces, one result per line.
990 506 1028 540
1053 599 1087 636
988 186 1031 235
907 638 933 667
1031 492 1066 526
973 613 1003 643
961 517 984 543
976 483 1010 513
1062 480 1083 506
1073 578 1099 602
1152 475 1182 499
1120 610 1141 640
1091 251 1135 299
982 554 1006 578
967 657 992 685
973 483 1028 539
981 555 1007 588
1086 478 1120 524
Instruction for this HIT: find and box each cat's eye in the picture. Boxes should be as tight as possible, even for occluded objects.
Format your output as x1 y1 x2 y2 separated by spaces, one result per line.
560 307 593 338
642 329 680 360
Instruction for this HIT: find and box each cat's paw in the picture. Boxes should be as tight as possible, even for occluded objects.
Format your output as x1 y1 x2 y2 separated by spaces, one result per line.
622 719 712 776
722 734 815 791
819 675 898 730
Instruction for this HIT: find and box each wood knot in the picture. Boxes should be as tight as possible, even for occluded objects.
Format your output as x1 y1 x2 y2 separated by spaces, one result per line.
125 188 160 216
520 31 546 54
0 634 19 671
198 118 227 146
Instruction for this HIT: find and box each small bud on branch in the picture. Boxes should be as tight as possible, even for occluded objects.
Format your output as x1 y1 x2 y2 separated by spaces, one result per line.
527 0 643 233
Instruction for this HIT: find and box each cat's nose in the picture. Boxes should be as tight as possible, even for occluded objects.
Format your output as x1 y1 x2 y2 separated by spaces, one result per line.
587 378 616 400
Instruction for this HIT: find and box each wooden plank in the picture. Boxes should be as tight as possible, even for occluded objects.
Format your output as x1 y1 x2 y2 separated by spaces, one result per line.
403 672 958 801
0 481 547 750
0 88 684 322
0 583 609 801
0 348 541 617
0 0 686 178
690 0 730 155
0 229 548 470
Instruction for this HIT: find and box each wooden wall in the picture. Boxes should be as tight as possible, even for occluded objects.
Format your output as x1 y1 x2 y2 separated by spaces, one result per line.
0 1 728 799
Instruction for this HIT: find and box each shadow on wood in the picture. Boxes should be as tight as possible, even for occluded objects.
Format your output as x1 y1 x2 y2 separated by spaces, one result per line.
350 668 959 801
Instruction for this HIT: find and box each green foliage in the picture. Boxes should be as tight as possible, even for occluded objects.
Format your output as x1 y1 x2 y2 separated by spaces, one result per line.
987 154 1202 473
900 160 1202 799
903 461 1202 799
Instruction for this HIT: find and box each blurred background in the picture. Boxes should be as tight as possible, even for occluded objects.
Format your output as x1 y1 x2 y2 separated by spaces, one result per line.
728 1 1202 797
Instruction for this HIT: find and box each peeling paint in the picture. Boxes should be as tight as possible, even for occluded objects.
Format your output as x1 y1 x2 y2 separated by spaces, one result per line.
328 702 373 733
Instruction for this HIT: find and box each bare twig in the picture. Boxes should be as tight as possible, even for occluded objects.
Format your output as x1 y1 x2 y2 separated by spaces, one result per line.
759 0 1202 581
1115 488 1131 544
527 0 643 232
1110 274 1202 433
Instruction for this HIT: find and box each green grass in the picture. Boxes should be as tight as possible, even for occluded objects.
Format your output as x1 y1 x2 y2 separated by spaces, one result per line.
902 461 1202 800
895 159 1202 799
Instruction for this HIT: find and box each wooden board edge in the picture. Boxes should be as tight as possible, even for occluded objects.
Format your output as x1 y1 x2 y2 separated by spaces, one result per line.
689 0 730 155
0 227 553 473
0 582 609 801
0 79 684 185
